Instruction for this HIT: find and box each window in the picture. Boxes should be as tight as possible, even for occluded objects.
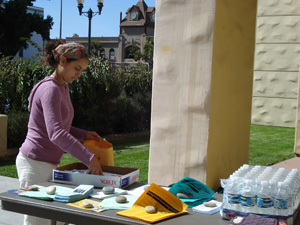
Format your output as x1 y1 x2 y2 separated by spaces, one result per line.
100 49 105 58
109 49 115 60
130 9 137 21
125 45 139 59
151 12 155 22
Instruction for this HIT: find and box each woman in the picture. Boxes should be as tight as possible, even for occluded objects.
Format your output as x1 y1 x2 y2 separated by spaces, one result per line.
16 40 102 225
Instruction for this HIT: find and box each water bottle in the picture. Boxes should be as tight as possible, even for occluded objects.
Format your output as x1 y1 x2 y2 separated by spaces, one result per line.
240 179 256 213
285 179 296 215
256 180 273 215
225 177 241 211
274 182 290 216
292 173 300 208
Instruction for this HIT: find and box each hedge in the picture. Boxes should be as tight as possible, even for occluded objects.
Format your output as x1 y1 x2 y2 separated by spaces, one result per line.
0 55 152 148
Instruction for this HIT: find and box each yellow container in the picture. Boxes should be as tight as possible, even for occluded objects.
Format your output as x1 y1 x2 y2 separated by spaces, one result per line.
83 138 114 166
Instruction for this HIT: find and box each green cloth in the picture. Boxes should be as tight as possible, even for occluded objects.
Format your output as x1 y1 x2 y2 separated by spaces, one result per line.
19 186 73 201
100 195 139 210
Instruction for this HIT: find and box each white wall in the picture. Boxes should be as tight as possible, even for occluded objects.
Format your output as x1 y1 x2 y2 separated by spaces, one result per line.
252 0 300 127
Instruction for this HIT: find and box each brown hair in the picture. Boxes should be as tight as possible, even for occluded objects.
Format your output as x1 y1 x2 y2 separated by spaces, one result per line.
43 40 65 68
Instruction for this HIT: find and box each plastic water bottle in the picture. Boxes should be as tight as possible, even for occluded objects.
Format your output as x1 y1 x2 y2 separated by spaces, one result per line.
291 173 300 207
225 177 241 211
256 180 273 215
240 179 256 213
284 178 297 215
274 182 290 216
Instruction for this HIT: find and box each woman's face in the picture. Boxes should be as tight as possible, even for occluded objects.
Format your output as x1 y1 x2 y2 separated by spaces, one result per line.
58 57 89 84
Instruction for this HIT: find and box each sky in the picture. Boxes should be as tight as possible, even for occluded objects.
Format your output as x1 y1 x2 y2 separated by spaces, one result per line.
33 0 156 40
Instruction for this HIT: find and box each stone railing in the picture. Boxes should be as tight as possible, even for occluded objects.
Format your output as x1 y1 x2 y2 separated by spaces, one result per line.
0 113 149 158
0 114 18 158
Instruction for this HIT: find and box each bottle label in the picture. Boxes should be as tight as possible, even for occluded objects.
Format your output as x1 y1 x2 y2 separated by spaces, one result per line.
288 197 293 208
274 199 288 209
228 193 240 204
240 196 255 206
257 197 273 208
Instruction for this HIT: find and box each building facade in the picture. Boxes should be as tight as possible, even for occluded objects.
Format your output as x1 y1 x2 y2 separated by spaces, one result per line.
15 6 44 59
252 0 300 128
66 0 155 67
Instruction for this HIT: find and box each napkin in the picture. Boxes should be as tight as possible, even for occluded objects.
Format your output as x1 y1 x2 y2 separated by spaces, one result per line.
192 200 222 215
54 185 94 203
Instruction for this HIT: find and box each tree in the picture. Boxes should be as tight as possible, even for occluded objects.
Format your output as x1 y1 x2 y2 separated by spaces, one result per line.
130 37 154 69
90 40 103 57
0 0 53 58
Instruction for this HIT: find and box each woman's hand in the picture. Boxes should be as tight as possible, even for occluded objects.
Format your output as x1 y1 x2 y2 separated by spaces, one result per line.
85 131 101 141
88 155 103 175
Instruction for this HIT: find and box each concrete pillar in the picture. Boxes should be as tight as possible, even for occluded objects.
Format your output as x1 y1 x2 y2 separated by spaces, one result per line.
294 70 300 155
0 114 8 156
149 0 257 191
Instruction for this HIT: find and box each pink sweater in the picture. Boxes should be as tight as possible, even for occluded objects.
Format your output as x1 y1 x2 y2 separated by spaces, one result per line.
20 76 95 166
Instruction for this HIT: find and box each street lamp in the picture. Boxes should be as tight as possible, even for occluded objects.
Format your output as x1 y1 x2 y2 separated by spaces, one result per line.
77 0 104 55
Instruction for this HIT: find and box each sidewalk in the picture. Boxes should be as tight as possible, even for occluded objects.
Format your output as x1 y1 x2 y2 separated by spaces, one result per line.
0 176 23 225
272 156 300 171
1 157 300 225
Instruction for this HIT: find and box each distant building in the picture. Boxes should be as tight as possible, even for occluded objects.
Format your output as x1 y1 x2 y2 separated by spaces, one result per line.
15 6 44 59
66 0 155 67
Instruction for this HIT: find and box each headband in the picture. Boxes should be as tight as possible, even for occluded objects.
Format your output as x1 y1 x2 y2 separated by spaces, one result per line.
53 42 88 60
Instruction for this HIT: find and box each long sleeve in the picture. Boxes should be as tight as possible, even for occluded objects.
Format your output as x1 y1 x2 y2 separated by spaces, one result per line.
70 126 86 141
20 77 95 166
40 84 94 166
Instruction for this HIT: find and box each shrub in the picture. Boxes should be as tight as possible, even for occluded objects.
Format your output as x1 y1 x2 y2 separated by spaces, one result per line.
7 111 29 149
70 57 123 134
70 59 152 135
0 55 152 148
0 55 51 113
113 64 152 132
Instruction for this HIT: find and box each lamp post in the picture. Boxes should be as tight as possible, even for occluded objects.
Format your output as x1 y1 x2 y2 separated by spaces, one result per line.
77 0 104 55
59 0 62 40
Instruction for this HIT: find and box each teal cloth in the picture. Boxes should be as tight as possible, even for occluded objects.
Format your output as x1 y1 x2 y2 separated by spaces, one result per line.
19 185 94 203
19 186 72 201
168 176 215 207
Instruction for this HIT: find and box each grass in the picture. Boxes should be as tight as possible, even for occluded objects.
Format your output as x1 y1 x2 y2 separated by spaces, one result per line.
58 137 150 183
0 125 296 183
249 125 295 166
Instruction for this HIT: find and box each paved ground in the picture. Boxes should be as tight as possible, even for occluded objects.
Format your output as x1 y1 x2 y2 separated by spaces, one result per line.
272 156 300 171
1 157 300 224
0 176 23 225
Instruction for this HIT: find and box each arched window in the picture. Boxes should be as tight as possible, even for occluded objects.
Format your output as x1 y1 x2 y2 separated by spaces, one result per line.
109 49 115 60
100 49 105 58
125 45 140 59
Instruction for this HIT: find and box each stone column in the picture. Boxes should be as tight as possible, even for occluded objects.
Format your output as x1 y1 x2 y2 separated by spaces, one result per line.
0 114 8 157
149 0 257 190
295 72 300 155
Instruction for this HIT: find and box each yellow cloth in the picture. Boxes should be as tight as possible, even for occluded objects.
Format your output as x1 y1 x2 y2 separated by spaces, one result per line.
116 183 188 223
67 199 103 213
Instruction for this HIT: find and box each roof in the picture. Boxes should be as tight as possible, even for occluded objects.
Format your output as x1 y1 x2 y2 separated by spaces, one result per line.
120 0 155 27
66 36 120 44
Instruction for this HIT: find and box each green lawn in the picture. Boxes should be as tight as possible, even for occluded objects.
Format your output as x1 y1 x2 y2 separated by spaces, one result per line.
0 125 296 183
249 125 295 166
